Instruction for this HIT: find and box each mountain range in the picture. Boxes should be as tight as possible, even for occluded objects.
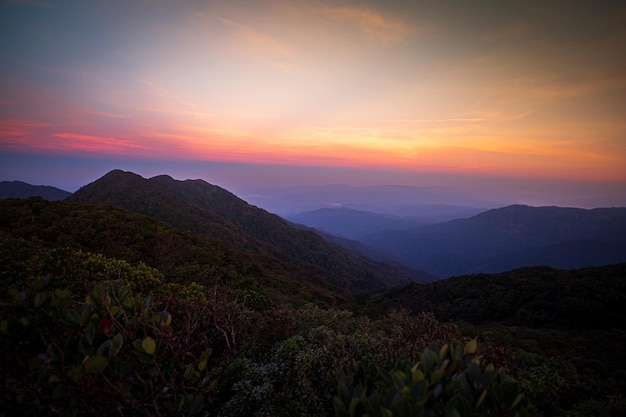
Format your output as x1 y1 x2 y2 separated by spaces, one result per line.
2 172 626 415
287 207 425 240
239 184 495 218
358 204 626 277
0 180 71 200
64 170 424 291
4 172 626 280
285 205 626 278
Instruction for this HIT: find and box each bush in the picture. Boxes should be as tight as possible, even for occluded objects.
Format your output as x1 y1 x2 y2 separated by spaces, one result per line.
0 276 219 416
334 340 533 417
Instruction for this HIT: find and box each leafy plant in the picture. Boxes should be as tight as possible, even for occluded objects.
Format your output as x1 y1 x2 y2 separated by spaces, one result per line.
334 340 532 417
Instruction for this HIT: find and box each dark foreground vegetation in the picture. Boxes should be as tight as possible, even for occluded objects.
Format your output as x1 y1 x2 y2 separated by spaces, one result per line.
1 192 625 416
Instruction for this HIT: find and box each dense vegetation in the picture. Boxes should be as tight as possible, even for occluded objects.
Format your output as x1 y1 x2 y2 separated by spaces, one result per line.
2 268 529 416
0 197 344 306
65 170 423 290
362 264 626 416
2 174 625 416
364 264 626 329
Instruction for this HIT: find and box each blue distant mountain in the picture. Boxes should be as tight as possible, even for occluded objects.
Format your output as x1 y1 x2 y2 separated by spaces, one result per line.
359 204 626 278
0 180 72 200
240 184 499 217
287 207 425 240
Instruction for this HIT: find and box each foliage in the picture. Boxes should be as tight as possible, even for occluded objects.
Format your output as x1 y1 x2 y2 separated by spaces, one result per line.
65 170 423 289
0 275 219 416
0 198 342 305
367 264 626 329
2 194 624 416
334 340 532 417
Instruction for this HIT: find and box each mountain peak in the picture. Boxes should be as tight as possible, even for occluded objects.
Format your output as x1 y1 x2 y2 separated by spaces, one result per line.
150 174 176 182
67 170 425 289
102 169 138 178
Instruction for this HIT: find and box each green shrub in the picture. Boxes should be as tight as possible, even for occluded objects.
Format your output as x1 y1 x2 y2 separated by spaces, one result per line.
334 340 533 417
0 276 219 416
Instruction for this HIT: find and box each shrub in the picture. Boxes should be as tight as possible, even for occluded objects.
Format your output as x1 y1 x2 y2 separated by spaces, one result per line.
334 340 533 417
0 276 220 416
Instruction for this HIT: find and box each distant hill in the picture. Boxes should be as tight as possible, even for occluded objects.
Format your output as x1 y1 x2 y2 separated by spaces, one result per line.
363 263 626 329
0 180 71 200
360 204 626 277
287 207 424 240
289 221 439 282
240 184 496 218
66 170 425 290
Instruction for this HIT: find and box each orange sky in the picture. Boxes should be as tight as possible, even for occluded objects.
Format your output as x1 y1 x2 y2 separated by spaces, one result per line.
1 0 625 194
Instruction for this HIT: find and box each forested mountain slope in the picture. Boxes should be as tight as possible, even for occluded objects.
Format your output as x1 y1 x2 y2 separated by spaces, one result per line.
65 170 423 290
0 197 350 304
364 263 626 329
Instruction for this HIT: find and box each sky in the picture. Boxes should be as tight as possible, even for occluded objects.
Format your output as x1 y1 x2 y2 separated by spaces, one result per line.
1 0 625 207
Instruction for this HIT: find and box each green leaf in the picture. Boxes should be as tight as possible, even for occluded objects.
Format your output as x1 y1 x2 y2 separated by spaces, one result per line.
84 355 109 374
444 400 462 417
431 366 446 385
188 394 204 416
142 336 156 355
52 383 65 400
112 333 123 357
510 393 525 410
84 322 96 346
476 387 489 408
69 366 86 383
411 366 425 383
464 339 478 356
34 292 47 307
79 305 91 326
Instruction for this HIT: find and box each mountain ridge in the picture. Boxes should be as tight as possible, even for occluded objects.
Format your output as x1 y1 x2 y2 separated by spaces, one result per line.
287 207 425 240
66 170 425 290
0 180 72 200
360 204 626 277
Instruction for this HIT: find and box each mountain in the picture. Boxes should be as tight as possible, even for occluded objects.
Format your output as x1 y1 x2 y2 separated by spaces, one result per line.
239 184 497 218
287 207 424 240
66 170 425 290
288 221 439 282
0 180 72 200
363 263 626 329
360 204 626 277
0 197 351 305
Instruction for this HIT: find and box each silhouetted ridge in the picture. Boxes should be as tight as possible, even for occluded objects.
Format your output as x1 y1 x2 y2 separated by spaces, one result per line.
0 180 72 200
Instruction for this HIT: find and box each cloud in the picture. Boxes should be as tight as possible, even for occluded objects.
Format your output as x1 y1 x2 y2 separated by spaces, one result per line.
51 133 146 153
318 6 414 45
0 118 51 138
218 17 294 71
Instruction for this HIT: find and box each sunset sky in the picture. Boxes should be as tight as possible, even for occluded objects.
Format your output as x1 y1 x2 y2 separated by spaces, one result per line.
1 0 625 206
